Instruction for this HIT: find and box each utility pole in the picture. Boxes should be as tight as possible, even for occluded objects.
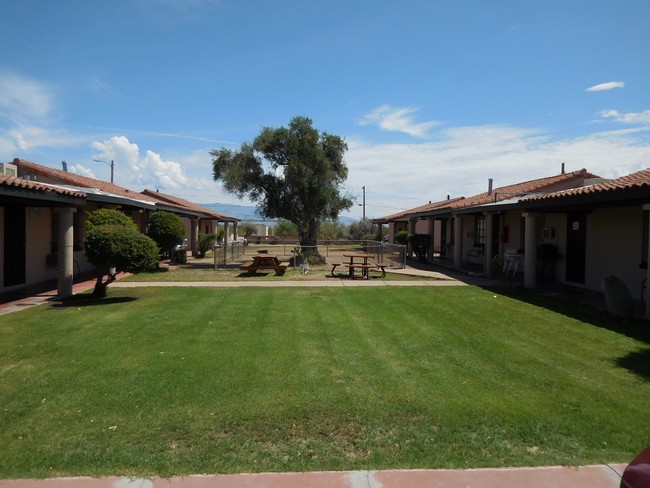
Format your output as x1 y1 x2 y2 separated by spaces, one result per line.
93 159 115 183
361 186 366 220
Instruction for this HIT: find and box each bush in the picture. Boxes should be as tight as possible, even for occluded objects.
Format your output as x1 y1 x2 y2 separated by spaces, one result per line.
84 209 160 297
197 233 217 258
408 233 431 262
148 211 186 258
395 230 409 246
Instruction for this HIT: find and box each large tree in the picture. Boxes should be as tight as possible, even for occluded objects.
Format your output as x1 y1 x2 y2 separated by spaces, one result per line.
211 116 353 257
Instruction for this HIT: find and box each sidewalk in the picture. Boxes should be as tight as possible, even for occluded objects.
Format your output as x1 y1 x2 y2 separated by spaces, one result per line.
0 268 493 316
0 464 628 487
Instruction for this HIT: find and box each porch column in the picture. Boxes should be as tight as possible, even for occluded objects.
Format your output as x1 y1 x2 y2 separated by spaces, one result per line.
223 222 229 247
408 219 417 257
453 215 462 268
190 217 198 256
641 204 650 320
55 207 75 298
233 221 238 241
523 212 537 288
485 212 494 277
427 217 435 262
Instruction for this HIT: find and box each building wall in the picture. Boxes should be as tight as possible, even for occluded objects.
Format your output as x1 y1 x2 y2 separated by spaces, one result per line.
0 207 4 288
25 207 57 285
584 206 645 299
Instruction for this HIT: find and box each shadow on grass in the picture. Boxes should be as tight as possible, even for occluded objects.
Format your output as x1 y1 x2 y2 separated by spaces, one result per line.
482 285 650 381
49 295 137 309
616 348 650 381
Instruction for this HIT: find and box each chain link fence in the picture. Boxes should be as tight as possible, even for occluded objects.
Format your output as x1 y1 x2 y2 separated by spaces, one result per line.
229 240 406 269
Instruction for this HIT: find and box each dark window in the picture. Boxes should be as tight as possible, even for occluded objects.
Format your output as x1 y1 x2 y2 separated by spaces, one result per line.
474 215 486 245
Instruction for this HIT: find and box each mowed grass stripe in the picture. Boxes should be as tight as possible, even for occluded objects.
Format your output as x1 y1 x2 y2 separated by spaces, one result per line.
0 286 647 477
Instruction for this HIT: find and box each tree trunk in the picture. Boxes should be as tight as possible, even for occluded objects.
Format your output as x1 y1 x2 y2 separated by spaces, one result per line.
299 219 323 263
92 269 116 298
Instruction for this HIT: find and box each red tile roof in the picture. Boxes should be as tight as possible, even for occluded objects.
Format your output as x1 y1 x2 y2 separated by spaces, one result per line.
379 196 465 221
141 189 239 221
12 158 159 204
381 169 599 219
525 168 650 201
449 169 598 209
0 173 86 199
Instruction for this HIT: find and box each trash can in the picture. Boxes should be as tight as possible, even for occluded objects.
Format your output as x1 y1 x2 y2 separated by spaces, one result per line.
175 249 187 264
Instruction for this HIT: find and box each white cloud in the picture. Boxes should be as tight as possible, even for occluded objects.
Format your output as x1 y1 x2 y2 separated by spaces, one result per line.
359 105 440 138
343 125 650 219
0 70 53 121
90 135 216 192
600 109 650 125
585 81 625 92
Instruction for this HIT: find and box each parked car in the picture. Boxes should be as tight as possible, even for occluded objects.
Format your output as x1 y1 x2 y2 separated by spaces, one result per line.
175 238 188 250
620 446 650 488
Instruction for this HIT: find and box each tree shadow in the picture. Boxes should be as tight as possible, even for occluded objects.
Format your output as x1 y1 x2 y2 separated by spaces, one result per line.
49 294 137 309
481 285 650 345
616 349 650 382
480 285 650 381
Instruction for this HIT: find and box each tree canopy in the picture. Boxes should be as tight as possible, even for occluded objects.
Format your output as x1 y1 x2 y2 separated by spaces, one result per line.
211 116 353 254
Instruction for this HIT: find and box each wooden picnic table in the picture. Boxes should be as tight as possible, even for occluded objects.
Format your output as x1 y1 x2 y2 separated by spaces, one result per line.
342 252 376 279
240 254 289 275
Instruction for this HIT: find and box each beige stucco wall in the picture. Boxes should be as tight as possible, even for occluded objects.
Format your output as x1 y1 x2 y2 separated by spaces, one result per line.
25 207 58 285
0 206 4 288
584 206 645 299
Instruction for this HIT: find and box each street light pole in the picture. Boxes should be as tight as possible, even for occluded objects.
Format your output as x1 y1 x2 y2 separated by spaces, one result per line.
93 159 115 183
362 186 366 220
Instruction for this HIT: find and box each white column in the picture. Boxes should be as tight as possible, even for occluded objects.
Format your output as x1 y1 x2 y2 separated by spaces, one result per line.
190 218 199 256
427 217 435 262
523 212 537 288
453 215 463 268
641 204 650 320
223 222 229 247
485 212 494 277
408 219 417 257
55 207 75 298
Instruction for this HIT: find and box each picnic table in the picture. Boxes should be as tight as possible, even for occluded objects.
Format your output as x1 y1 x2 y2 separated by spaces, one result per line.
342 252 378 280
240 254 289 275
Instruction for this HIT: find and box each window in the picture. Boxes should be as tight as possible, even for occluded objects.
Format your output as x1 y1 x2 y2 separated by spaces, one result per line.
474 215 486 245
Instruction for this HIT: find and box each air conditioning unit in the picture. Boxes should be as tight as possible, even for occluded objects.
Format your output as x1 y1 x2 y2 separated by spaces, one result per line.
0 163 18 177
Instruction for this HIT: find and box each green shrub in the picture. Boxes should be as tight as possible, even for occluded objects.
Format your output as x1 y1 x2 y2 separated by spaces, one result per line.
147 211 186 258
197 233 217 258
395 230 409 246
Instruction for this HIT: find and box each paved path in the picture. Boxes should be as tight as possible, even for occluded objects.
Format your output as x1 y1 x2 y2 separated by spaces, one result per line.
0 464 629 487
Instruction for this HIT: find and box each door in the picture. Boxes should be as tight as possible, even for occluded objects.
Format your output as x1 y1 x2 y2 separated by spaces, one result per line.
566 212 587 283
4 205 27 286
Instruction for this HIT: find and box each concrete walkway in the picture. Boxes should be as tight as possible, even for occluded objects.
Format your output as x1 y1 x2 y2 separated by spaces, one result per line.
0 269 632 486
0 268 494 315
0 464 629 487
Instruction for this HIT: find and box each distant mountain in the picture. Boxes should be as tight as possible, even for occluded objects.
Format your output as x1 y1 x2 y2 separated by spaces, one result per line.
200 202 358 223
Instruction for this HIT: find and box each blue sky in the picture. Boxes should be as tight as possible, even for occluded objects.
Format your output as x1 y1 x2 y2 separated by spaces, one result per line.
1 0 649 220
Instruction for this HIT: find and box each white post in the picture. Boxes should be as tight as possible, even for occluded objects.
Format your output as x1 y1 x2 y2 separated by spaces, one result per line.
523 212 537 288
485 212 494 277
55 207 75 298
453 215 463 268
427 217 435 262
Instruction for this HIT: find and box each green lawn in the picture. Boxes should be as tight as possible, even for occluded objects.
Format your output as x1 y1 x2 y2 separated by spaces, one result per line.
0 286 648 479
